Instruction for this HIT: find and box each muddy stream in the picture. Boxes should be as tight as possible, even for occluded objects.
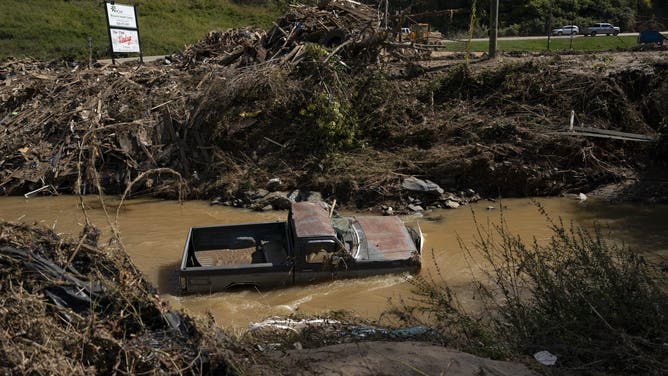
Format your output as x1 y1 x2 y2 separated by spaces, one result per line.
1 196 666 328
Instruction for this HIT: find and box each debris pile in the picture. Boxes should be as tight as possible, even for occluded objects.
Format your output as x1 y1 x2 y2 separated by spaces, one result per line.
1 0 667 208
175 0 386 68
0 58 192 197
0 221 231 374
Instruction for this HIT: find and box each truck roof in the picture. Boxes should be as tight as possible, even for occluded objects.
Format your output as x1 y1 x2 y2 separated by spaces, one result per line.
291 201 337 238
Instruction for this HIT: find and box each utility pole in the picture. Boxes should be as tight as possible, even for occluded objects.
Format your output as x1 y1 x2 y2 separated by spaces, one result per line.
489 0 499 58
569 0 576 50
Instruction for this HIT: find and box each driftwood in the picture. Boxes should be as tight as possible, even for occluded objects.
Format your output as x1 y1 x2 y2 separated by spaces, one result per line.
0 1 434 199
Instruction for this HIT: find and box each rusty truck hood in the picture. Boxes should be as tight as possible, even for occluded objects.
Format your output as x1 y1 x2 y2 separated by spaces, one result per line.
354 216 417 261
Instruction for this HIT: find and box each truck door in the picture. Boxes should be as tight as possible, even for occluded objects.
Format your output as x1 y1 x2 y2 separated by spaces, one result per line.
295 239 339 284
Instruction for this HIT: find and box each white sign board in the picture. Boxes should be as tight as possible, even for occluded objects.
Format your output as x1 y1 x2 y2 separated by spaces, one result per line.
106 3 137 29
110 28 141 53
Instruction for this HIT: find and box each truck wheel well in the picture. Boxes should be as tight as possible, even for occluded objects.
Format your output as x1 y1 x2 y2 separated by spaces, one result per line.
225 283 260 292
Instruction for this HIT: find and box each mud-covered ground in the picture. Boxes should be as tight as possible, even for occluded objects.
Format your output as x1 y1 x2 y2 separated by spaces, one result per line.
1 3 666 212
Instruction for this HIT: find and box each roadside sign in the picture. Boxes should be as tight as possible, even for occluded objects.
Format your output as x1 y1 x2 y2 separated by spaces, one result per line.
106 3 137 29
104 1 143 64
109 29 140 53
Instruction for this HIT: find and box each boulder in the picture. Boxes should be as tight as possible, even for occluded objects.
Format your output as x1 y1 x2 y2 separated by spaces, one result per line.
254 191 293 210
302 191 323 202
408 204 424 212
401 177 444 195
288 190 323 202
444 200 460 209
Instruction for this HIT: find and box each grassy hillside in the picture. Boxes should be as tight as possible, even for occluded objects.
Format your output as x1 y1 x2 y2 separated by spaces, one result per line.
0 0 279 60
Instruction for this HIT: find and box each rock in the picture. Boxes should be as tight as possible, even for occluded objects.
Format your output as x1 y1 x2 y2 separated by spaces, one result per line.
301 191 322 202
254 191 293 210
444 200 460 209
274 341 540 376
210 196 224 205
408 204 424 212
255 188 269 198
245 189 269 201
401 177 444 195
288 190 301 201
578 192 587 201
261 204 274 212
288 190 323 202
267 177 282 192
442 192 459 202
533 350 557 366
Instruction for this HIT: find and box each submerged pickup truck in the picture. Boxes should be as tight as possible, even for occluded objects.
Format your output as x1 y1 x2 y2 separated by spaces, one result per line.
179 201 423 293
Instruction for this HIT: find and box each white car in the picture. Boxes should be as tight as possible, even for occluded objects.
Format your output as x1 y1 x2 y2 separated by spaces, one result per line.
552 25 579 36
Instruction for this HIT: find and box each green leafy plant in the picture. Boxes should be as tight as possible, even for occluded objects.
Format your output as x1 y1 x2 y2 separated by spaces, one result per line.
388 204 668 375
298 92 357 152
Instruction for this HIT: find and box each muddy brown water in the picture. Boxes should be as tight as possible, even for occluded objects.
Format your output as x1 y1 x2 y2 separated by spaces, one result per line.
1 196 666 328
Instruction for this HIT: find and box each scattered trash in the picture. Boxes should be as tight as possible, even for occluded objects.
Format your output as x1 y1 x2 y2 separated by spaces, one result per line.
248 317 340 334
533 350 558 366
24 184 58 198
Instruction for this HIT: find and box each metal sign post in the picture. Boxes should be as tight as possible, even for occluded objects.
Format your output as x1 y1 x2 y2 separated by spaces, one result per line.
104 1 143 64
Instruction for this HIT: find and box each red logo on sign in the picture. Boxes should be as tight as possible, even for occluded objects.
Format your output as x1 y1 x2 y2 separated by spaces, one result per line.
118 35 133 45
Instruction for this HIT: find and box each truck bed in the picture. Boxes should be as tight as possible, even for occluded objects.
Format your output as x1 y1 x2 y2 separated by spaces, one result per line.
194 239 288 267
180 221 292 293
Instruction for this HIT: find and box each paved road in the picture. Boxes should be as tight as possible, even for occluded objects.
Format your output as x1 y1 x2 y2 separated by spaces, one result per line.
465 31 665 42
98 31 666 63
98 55 165 65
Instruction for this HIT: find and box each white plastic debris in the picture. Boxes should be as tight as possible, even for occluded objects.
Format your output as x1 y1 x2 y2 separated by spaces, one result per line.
533 350 558 366
578 192 587 201
248 317 339 334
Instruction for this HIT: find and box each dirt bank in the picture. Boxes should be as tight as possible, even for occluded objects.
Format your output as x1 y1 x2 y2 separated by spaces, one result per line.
1 1 667 211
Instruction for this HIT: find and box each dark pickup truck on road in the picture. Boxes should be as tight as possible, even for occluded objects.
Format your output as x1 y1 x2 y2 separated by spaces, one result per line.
179 201 423 293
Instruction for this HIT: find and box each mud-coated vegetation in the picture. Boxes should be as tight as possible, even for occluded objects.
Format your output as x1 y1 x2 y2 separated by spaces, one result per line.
0 220 238 375
2 2 667 210
387 205 668 375
1 50 667 210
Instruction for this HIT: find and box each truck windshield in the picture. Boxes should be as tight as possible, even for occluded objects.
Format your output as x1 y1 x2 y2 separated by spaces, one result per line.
330 216 359 255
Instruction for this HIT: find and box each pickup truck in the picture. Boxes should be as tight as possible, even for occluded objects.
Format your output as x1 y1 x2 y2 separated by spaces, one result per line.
179 201 423 293
584 23 620 36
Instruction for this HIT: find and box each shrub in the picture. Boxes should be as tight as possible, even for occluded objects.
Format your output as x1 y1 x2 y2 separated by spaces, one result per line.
389 203 668 375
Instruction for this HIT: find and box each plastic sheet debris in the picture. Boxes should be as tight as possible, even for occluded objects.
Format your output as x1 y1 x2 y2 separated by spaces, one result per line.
342 325 432 339
248 317 340 334
248 316 436 343
533 350 558 366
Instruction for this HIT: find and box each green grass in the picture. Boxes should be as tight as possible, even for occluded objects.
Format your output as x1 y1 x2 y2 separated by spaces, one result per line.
443 35 639 52
0 0 279 60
